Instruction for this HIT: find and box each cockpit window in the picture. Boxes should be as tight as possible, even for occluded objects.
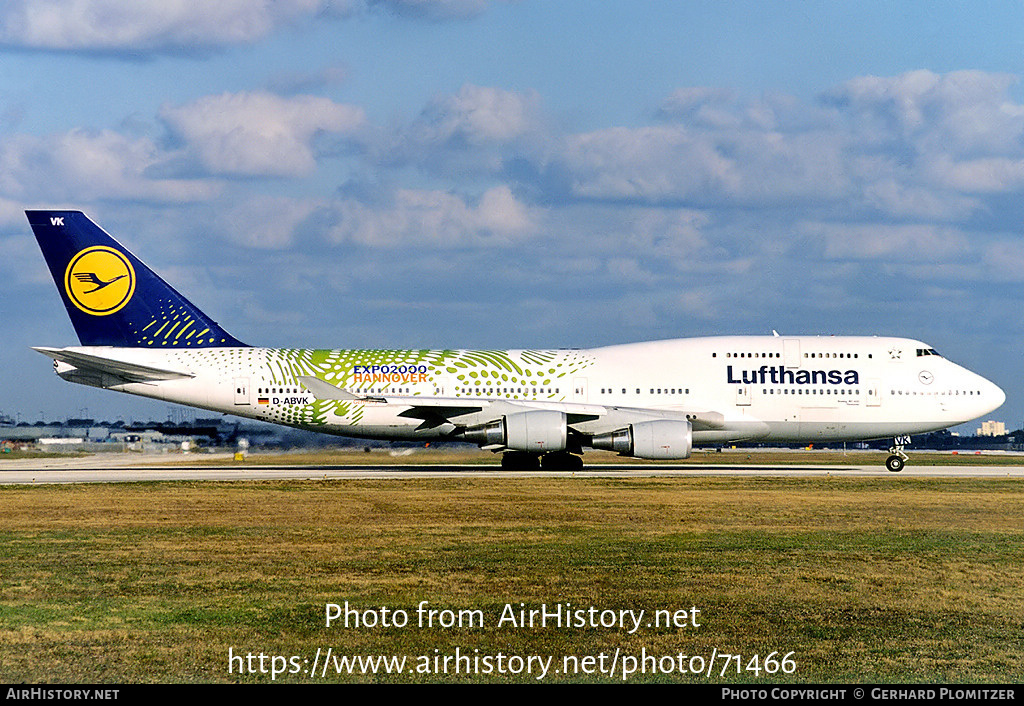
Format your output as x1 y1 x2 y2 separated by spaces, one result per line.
916 348 941 357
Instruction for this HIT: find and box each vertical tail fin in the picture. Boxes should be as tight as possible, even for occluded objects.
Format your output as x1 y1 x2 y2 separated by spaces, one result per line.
27 210 246 348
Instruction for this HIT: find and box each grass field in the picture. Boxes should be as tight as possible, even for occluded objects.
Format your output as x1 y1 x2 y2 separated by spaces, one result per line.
1 474 1023 683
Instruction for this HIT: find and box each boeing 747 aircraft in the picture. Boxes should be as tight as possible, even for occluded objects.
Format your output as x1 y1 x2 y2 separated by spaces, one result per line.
27 211 1005 472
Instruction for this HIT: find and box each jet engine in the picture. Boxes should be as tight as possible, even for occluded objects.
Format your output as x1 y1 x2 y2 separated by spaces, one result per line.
591 419 692 459
461 410 567 452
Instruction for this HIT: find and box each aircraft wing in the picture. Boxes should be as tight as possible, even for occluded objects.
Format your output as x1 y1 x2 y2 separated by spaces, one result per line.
298 374 490 431
296 375 364 400
296 374 727 431
298 374 604 418
33 347 195 383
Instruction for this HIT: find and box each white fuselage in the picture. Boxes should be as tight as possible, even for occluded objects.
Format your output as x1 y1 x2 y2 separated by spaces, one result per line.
51 335 1005 447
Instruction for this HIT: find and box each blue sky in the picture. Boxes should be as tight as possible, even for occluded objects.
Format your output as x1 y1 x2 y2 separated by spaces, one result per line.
1 0 1022 432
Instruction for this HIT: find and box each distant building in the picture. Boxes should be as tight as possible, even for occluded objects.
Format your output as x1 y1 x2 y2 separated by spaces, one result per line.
0 417 239 449
976 420 1006 437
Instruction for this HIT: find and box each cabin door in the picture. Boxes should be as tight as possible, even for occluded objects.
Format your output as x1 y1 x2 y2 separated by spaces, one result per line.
234 377 250 406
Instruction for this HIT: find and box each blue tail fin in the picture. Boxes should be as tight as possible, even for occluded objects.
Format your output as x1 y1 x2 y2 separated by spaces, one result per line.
28 210 246 348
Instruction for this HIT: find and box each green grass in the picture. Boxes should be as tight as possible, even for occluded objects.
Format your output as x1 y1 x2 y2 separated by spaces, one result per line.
0 449 88 460
1 477 1022 683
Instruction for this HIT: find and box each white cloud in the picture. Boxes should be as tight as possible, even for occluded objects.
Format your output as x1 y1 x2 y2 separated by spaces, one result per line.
0 0 333 52
560 125 736 202
0 1 502 53
389 84 547 173
0 129 219 202
615 208 710 260
216 196 325 249
801 221 971 263
861 178 980 220
825 70 1024 152
474 185 534 233
0 196 30 230
326 185 538 247
658 87 742 128
559 124 847 204
924 155 1024 194
539 70 1024 227
6 69 1024 299
420 84 543 145
160 92 366 177
983 241 1024 282
825 70 1024 198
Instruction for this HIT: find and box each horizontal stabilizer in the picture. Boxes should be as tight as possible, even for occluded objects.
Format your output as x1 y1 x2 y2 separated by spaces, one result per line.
33 347 194 383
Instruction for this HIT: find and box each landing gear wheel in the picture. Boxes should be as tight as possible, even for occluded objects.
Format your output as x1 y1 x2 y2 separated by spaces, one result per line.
886 435 910 472
541 452 584 472
501 452 539 471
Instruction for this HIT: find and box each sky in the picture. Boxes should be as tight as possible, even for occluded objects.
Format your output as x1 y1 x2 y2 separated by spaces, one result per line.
1 0 1023 432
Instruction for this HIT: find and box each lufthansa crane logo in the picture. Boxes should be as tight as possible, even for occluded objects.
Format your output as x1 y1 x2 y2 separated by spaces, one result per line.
64 246 136 316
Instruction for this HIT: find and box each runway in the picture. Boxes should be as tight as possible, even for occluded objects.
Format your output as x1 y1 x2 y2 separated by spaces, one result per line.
2 453 1023 484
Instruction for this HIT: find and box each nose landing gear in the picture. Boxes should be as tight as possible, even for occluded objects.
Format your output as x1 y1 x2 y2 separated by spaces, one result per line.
885 435 910 472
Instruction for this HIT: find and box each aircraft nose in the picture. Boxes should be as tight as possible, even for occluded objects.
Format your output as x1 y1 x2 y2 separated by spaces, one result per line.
972 372 1006 416
985 379 1006 414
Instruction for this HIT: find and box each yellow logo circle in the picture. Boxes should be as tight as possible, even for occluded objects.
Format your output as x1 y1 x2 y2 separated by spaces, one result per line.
64 246 136 316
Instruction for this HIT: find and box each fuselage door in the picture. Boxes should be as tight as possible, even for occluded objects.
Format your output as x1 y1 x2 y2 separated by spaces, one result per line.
784 339 801 369
234 377 250 406
866 378 881 407
574 377 588 403
735 386 752 406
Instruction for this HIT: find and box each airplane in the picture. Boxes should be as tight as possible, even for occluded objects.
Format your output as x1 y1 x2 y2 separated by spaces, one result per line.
27 210 1005 473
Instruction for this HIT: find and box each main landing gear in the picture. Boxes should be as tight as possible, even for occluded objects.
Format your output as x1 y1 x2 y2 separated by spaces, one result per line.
500 451 538 470
885 435 911 472
500 451 583 472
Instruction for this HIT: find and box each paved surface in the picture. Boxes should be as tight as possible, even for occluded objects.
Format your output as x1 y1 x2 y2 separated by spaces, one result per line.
2 453 1023 484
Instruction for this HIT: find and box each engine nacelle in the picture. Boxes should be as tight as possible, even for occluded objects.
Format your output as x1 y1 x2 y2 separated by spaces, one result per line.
462 410 567 452
591 420 692 459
